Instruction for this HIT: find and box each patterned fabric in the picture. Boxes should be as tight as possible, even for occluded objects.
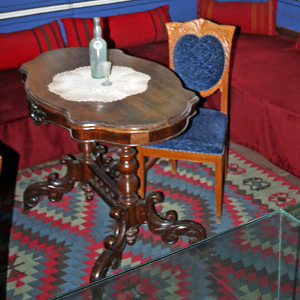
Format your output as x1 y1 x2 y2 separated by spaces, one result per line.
2 148 300 298
84 212 300 300
173 34 225 92
197 0 278 35
61 5 171 49
48 66 151 102
144 108 227 155
0 21 65 70
60 18 102 48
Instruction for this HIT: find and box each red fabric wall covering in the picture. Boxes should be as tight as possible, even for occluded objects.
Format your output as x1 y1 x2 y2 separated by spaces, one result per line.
0 20 65 71
204 34 300 178
0 67 79 170
0 118 79 170
122 41 169 67
197 0 278 35
205 90 300 178
61 5 171 49
2 31 300 177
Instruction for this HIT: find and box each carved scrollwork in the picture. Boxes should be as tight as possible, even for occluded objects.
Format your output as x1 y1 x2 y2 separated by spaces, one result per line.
88 161 120 208
90 206 127 282
27 98 46 125
23 155 76 214
93 144 120 178
23 182 62 214
137 191 206 245
161 220 206 245
138 192 177 235
48 155 76 193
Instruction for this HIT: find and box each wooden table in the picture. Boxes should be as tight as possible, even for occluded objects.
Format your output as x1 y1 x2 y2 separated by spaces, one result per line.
20 47 205 282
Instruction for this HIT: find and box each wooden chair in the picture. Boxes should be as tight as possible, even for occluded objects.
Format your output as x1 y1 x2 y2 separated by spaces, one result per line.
136 19 235 221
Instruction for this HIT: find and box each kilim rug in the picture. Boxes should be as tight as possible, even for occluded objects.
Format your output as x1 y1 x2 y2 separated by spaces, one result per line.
1 148 300 299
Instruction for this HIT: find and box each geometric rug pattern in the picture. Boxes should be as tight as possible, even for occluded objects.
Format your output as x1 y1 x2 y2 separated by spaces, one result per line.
86 211 300 300
1 148 300 299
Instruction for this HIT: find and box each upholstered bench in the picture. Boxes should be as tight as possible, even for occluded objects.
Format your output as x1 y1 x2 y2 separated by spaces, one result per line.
1 2 300 181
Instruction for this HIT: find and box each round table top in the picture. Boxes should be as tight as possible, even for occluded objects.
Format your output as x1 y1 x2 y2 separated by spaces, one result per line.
21 47 198 146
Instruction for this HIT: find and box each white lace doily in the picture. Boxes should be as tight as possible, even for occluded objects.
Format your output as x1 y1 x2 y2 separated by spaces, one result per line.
48 66 151 102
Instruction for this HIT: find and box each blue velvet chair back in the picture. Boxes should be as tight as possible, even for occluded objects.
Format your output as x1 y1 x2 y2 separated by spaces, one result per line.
173 34 225 92
166 19 235 113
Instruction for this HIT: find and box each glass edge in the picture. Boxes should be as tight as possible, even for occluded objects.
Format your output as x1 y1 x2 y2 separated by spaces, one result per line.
49 210 288 299
281 208 300 224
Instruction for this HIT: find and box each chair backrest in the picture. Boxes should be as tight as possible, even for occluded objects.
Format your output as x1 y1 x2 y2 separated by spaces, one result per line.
166 19 235 114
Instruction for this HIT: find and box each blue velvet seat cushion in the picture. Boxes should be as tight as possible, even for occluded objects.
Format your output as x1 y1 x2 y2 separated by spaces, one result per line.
173 34 225 92
144 108 227 155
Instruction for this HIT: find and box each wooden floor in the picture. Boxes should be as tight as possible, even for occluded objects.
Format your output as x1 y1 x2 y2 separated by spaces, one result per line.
20 142 300 189
230 142 300 189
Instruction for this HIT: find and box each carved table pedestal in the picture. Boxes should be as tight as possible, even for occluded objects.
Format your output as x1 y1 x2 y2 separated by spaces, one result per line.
20 48 206 282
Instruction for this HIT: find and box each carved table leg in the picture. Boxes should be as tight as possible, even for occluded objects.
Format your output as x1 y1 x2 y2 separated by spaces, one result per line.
23 155 77 214
23 142 98 213
90 206 128 282
137 192 206 245
76 142 97 201
89 146 206 282
23 142 206 283
116 147 140 245
90 146 139 282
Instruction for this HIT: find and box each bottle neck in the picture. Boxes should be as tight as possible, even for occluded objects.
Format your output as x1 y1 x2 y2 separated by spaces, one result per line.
93 17 101 39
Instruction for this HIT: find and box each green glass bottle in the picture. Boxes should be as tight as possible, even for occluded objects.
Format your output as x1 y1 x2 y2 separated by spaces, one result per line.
89 17 107 79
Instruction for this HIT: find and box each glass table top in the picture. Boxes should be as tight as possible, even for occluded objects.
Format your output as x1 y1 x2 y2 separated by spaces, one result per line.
51 209 300 299
285 202 300 221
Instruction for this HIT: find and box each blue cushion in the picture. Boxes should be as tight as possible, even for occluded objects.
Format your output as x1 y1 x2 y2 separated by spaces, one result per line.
173 34 225 92
144 108 228 155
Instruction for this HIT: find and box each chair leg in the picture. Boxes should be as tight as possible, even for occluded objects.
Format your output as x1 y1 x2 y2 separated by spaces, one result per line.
136 149 146 199
215 155 224 222
171 160 177 175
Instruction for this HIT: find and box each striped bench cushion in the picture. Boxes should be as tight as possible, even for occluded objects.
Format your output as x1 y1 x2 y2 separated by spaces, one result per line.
0 20 65 70
61 5 171 49
197 0 278 36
